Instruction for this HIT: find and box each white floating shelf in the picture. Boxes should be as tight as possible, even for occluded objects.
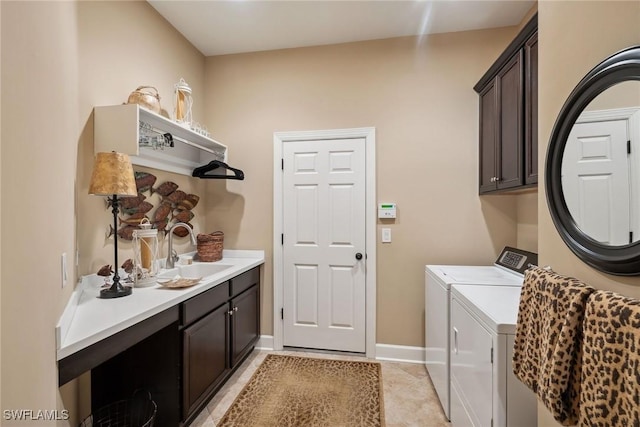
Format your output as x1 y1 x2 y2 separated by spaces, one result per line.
94 104 227 176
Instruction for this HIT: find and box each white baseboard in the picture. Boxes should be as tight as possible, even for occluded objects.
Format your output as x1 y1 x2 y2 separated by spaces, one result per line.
256 337 425 365
375 343 426 364
255 335 274 350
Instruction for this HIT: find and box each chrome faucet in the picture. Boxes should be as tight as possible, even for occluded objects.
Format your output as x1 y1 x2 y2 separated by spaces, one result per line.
166 222 197 269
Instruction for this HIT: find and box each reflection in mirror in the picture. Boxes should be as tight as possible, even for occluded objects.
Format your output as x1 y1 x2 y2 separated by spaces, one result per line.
561 81 640 246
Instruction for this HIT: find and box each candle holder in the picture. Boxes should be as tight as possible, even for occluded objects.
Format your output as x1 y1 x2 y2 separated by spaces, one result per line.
174 78 193 128
132 219 159 287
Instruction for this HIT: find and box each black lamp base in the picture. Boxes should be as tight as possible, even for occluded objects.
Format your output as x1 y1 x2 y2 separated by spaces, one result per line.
99 281 132 299
100 194 132 300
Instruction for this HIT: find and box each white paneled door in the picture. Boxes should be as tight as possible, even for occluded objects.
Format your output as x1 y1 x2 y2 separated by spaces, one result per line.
282 137 366 352
562 119 630 245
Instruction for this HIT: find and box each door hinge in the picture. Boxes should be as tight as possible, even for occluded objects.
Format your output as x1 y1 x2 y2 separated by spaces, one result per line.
628 140 632 154
281 158 284 170
630 231 634 244
281 308 284 320
281 234 284 245
491 347 494 364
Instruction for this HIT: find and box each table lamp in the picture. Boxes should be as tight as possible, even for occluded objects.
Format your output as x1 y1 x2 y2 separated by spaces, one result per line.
89 152 138 298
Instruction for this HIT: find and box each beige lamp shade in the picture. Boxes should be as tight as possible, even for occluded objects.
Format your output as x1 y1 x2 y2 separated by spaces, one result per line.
89 152 137 196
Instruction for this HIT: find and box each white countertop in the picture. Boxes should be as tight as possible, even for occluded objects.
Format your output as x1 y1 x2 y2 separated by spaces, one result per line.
56 250 264 361
451 284 523 334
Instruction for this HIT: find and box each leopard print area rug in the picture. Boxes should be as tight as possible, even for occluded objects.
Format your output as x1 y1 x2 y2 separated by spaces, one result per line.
217 354 385 426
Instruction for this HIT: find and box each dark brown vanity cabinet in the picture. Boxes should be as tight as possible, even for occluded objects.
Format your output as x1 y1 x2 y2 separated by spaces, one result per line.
231 284 260 366
475 15 537 194
182 292 230 420
229 266 261 366
64 265 262 427
182 267 261 424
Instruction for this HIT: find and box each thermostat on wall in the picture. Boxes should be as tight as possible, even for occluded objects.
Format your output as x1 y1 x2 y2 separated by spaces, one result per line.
378 203 397 219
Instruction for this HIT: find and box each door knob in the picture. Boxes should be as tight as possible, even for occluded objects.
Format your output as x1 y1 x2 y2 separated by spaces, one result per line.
355 253 363 260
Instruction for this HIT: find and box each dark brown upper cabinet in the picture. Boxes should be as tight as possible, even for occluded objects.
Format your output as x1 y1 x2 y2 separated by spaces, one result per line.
524 31 538 185
475 14 538 194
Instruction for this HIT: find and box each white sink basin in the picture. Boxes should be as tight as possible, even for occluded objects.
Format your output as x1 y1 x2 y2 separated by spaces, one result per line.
156 268 179 280
178 263 232 278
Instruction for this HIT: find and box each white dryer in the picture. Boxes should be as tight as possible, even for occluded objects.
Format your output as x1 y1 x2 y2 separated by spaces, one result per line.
424 247 537 421
450 284 537 427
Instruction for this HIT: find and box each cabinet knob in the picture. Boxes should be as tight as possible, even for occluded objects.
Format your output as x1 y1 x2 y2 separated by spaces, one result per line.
233 306 238 312
228 310 234 316
490 177 495 182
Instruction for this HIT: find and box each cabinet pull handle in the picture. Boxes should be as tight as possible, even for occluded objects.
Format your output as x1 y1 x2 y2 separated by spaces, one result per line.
453 327 459 355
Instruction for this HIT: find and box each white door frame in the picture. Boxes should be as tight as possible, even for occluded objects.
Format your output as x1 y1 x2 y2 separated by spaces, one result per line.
273 127 376 358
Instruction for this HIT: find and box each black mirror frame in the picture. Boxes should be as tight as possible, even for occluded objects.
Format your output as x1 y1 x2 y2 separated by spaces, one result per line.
546 45 640 275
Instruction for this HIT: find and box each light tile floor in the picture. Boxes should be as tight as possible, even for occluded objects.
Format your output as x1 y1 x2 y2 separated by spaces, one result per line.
190 349 451 427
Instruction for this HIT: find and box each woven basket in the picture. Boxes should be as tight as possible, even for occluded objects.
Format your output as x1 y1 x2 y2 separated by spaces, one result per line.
196 231 224 262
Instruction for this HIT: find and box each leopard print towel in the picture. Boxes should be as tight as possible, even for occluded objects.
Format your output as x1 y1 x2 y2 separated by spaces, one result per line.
579 291 640 427
513 266 595 425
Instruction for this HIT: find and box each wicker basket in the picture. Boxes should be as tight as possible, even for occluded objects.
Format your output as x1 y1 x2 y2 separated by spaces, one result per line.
196 231 224 262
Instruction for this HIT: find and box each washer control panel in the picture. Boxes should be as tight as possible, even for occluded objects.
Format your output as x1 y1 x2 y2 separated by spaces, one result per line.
495 246 538 275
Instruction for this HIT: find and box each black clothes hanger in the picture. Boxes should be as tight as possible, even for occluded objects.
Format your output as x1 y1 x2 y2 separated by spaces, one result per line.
192 160 245 180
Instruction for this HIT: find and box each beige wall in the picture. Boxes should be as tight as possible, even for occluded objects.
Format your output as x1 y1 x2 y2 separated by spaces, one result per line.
203 27 522 346
517 191 538 252
1 0 79 422
538 2 640 426
74 1 207 422
0 0 544 421
77 1 208 277
0 0 3 412
2 1 208 424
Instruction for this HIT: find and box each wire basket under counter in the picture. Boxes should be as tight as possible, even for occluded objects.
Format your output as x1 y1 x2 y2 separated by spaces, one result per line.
79 390 157 427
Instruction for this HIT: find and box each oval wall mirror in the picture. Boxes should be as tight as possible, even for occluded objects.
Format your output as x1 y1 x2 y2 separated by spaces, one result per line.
546 45 640 275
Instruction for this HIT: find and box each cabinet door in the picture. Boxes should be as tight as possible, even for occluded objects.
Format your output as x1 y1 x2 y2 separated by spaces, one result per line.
182 303 230 419
231 285 260 367
451 298 493 427
496 51 524 190
479 81 498 193
524 32 538 185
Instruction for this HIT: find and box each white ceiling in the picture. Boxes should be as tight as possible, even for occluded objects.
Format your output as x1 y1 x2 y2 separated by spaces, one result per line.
148 0 536 56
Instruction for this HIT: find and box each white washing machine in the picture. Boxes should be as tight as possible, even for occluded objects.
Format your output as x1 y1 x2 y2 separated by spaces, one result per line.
424 247 537 421
450 284 537 427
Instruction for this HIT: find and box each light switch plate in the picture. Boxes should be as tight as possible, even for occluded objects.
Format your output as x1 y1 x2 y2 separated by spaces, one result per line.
382 228 391 243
